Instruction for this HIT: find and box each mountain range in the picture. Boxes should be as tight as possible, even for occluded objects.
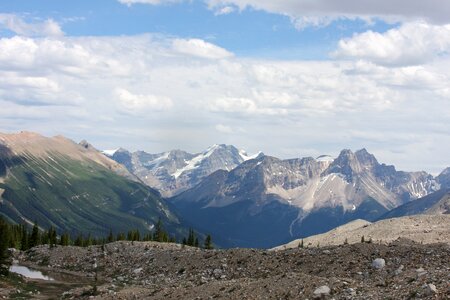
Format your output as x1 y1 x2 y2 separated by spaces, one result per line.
1 130 449 248
168 149 446 247
105 145 263 197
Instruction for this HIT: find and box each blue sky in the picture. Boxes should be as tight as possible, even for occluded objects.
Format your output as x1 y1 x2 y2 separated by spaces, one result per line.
0 0 449 174
0 0 394 59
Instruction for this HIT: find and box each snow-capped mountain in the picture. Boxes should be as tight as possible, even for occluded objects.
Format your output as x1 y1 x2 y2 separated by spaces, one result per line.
106 144 263 197
170 149 439 248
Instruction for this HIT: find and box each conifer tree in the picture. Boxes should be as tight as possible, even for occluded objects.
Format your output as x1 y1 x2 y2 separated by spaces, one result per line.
48 226 57 248
186 229 195 246
0 217 11 275
60 232 70 246
29 221 40 248
20 225 28 250
74 234 83 247
107 229 114 243
204 234 213 249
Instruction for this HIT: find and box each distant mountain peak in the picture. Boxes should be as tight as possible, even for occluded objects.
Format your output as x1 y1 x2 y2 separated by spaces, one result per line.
108 144 262 197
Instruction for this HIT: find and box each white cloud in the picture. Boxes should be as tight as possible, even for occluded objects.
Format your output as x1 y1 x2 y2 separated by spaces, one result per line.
214 6 236 15
116 0 450 30
334 22 450 66
118 0 181 6
172 38 233 59
215 124 233 133
205 0 450 27
0 33 449 173
0 14 63 37
115 88 173 114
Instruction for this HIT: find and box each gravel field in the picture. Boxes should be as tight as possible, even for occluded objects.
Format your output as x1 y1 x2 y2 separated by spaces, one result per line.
5 239 449 299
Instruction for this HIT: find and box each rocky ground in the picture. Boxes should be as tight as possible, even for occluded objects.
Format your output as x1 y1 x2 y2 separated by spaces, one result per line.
274 215 450 251
1 239 449 299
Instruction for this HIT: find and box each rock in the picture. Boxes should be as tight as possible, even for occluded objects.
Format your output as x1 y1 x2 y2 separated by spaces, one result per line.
313 285 331 298
133 268 143 274
372 258 386 269
424 283 437 295
394 265 404 275
346 288 356 296
213 268 222 278
416 268 427 277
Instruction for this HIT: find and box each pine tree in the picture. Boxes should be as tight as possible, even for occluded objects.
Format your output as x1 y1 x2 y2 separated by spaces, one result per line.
60 232 70 246
48 226 57 248
116 233 125 241
20 225 28 250
107 229 114 243
74 234 83 247
84 234 93 247
153 218 164 242
204 234 213 249
0 217 11 275
29 221 40 248
186 229 195 246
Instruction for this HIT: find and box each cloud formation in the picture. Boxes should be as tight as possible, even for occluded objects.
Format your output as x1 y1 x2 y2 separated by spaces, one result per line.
172 38 233 59
115 88 173 114
118 0 181 6
0 26 449 173
118 0 450 29
205 0 450 28
334 22 450 66
0 14 63 37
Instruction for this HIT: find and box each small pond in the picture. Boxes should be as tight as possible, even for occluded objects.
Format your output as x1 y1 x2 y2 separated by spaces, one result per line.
10 265 54 281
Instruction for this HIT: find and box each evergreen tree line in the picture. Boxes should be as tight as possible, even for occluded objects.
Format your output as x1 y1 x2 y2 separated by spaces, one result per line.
0 217 214 274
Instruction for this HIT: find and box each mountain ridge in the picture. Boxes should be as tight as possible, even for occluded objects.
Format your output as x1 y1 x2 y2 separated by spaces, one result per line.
107 144 263 197
0 131 185 238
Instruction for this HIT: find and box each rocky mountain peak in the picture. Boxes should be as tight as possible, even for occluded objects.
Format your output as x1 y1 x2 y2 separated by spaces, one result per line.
355 148 378 166
325 148 381 181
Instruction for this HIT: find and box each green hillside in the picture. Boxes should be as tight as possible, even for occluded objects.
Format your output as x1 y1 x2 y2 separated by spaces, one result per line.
0 146 184 238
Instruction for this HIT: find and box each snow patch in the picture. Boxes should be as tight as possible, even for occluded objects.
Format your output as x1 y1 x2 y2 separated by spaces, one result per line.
102 149 119 156
172 144 219 178
239 149 262 161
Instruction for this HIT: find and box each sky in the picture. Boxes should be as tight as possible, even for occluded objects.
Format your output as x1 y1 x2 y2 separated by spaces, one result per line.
0 0 449 174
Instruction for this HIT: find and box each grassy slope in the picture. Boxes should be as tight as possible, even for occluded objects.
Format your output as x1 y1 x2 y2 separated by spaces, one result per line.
0 151 184 237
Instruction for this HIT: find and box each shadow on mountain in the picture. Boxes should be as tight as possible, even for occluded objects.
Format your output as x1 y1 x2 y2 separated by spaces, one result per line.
0 143 26 178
